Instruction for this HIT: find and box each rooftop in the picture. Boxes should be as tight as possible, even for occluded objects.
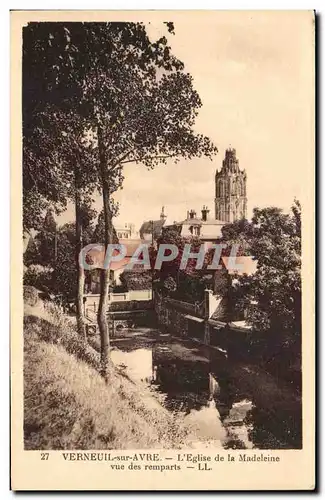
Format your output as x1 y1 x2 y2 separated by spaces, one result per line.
139 219 166 239
181 218 225 226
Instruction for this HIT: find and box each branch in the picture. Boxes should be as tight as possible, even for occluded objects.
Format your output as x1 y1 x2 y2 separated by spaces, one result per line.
119 154 176 166
26 162 39 191
108 148 134 171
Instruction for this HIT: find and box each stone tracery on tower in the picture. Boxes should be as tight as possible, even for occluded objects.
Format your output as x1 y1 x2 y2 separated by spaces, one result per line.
215 148 247 223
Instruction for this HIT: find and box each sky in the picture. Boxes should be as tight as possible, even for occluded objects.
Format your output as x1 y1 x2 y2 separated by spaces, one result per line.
58 11 314 231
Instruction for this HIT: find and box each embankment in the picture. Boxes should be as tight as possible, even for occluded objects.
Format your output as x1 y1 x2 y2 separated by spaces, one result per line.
24 301 193 450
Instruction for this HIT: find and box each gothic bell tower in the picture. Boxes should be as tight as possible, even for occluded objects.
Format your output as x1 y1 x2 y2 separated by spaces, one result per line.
215 148 247 222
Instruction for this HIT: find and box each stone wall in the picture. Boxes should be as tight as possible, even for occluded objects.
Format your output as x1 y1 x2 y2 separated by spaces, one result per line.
155 291 253 356
155 293 204 339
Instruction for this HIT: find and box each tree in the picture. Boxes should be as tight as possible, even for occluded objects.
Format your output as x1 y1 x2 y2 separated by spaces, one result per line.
223 201 302 369
37 208 57 266
156 227 211 303
220 218 253 256
23 265 53 297
23 208 57 268
24 234 40 267
23 22 217 379
24 203 97 308
83 24 217 378
245 202 301 333
156 227 185 285
23 108 98 337
52 223 77 304
53 204 97 305
92 208 119 245
23 24 101 338
119 269 152 292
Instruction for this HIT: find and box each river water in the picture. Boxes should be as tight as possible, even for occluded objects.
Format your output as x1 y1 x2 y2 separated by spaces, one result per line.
111 327 302 450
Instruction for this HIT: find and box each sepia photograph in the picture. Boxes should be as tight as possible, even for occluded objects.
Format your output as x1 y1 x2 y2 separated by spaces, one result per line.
11 9 315 490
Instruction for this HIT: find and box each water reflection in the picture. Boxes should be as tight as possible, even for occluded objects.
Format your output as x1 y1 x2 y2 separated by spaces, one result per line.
111 348 153 383
111 327 302 449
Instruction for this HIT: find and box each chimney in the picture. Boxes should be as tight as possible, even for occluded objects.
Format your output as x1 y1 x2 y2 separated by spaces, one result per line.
201 205 209 221
189 209 196 219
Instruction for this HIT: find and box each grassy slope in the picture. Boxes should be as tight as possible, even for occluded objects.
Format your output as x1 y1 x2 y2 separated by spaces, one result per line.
24 305 192 450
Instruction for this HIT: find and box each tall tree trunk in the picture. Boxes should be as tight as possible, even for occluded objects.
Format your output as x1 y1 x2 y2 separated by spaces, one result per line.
75 169 86 340
97 125 113 380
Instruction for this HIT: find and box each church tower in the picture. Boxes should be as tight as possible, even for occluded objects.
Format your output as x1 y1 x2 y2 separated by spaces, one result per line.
215 148 247 222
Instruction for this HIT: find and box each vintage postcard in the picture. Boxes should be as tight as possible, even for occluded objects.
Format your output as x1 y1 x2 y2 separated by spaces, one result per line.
11 10 315 491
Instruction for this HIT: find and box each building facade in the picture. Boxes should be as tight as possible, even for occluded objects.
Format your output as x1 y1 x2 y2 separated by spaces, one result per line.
215 148 247 223
165 206 224 245
115 222 138 240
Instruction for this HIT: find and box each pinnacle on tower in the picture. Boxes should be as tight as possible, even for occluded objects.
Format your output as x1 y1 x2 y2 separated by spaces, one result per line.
222 147 240 173
160 206 167 221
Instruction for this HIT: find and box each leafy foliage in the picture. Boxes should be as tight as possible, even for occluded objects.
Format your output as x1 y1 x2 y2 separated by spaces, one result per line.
23 285 40 307
23 265 53 296
234 201 301 334
24 204 97 305
221 201 301 377
220 218 253 256
24 209 57 267
119 269 152 291
155 227 211 303
23 21 217 188
23 21 218 371
92 209 119 245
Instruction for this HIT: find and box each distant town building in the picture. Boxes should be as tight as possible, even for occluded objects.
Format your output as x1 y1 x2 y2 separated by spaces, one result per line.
164 206 224 244
115 222 138 240
139 206 172 242
86 238 144 292
215 148 247 223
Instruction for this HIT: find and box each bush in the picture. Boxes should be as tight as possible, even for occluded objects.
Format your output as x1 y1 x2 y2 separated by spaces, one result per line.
23 286 39 307
24 303 101 372
120 269 152 291
23 264 53 294
109 300 152 312
112 284 128 293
